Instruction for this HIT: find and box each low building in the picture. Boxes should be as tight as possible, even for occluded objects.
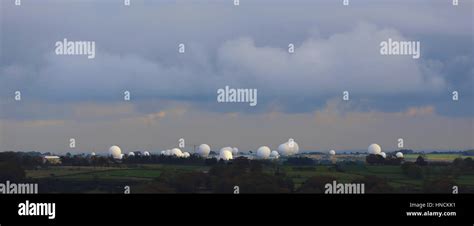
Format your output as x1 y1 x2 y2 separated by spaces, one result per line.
42 156 61 165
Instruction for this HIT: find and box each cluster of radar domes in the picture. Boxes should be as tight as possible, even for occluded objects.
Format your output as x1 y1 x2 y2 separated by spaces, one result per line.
107 142 404 160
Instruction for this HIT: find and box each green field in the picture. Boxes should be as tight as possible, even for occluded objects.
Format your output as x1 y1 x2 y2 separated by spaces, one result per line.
26 164 209 182
283 165 421 189
25 160 474 193
404 154 466 161
281 164 474 191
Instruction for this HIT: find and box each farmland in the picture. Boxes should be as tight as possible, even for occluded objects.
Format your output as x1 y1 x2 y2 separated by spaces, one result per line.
24 158 474 193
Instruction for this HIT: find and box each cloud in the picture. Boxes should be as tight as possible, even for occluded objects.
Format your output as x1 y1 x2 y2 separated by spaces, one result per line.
20 119 66 127
1 1 472 117
217 23 445 97
0 0 472 153
404 106 435 117
1 22 459 117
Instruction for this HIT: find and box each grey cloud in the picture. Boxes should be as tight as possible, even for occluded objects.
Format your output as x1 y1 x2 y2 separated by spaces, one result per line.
0 0 472 117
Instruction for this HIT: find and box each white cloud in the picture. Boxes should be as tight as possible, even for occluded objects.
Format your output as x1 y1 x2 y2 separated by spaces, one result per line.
217 23 445 96
1 23 446 112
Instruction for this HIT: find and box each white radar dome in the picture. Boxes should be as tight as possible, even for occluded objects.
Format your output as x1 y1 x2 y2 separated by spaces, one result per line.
396 152 404 158
368 144 382 155
108 145 122 159
219 149 233 161
197 144 211 157
277 141 299 156
257 146 271 159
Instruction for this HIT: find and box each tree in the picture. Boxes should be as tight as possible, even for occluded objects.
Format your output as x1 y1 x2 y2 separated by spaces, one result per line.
366 154 385 165
233 157 250 169
464 157 473 169
204 158 218 166
452 157 474 172
415 155 427 166
452 157 465 168
384 156 402 165
284 157 314 165
0 161 26 181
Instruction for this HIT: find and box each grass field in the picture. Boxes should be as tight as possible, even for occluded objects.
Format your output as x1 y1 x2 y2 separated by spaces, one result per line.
26 164 209 182
25 159 474 193
282 165 425 189
404 153 466 161
281 164 474 191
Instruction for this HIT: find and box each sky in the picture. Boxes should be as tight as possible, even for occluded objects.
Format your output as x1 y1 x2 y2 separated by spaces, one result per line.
0 0 473 154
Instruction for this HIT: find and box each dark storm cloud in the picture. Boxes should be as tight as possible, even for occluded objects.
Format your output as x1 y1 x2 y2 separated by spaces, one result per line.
0 0 472 118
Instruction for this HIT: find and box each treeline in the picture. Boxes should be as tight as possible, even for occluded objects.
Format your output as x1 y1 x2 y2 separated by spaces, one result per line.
0 152 53 182
60 154 209 167
399 156 474 192
365 154 403 165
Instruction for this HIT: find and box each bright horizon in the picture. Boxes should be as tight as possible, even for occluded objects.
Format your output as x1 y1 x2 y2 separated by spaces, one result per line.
1 0 473 153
